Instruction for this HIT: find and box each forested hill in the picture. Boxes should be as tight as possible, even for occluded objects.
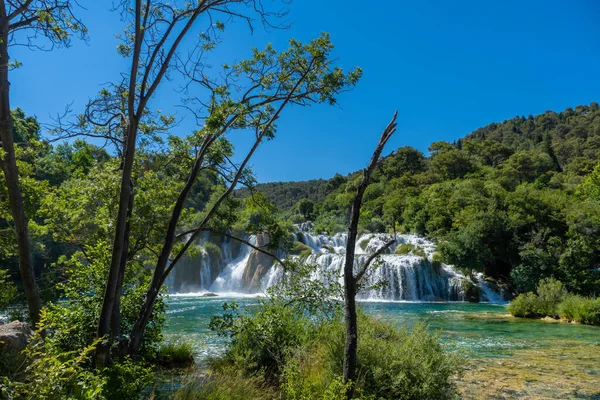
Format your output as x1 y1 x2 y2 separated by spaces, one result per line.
243 103 600 213
242 103 600 295
235 179 330 210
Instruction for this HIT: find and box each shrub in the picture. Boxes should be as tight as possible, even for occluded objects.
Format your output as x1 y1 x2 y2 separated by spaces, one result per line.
432 251 443 265
286 315 462 400
558 295 600 325
209 301 310 381
536 278 566 318
413 246 426 258
508 292 540 318
102 358 154 400
1 312 154 400
354 318 461 400
1 320 106 399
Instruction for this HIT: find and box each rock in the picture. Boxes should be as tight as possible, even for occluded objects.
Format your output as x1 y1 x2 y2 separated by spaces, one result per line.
0 321 33 353
243 233 274 290
461 280 481 303
201 292 218 297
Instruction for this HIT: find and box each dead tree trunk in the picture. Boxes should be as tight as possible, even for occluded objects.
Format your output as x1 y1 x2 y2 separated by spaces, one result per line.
343 111 398 398
0 4 41 327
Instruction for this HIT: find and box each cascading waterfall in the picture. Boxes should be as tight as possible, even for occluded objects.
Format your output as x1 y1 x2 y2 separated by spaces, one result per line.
169 225 504 302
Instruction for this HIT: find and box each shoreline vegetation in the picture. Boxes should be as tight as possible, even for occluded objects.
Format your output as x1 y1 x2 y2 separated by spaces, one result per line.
508 278 600 325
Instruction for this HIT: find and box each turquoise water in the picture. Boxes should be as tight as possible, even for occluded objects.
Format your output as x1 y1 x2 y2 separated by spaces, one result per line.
164 295 600 361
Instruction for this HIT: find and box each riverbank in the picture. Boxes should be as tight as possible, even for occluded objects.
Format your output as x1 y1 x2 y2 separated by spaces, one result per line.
163 296 600 398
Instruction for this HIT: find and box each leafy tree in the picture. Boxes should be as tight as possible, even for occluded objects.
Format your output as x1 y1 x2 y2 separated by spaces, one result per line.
381 146 425 178
296 198 315 220
0 0 86 326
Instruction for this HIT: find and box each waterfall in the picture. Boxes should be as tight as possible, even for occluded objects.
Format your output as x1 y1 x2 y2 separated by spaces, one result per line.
168 227 504 303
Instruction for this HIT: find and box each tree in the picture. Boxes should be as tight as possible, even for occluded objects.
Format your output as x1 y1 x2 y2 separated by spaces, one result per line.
53 0 288 366
381 146 425 178
0 0 85 326
342 112 397 398
127 33 362 356
296 198 314 220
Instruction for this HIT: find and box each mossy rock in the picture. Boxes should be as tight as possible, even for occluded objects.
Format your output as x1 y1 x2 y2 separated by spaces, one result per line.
321 244 335 253
289 241 313 259
461 280 481 303
359 239 370 251
395 243 415 255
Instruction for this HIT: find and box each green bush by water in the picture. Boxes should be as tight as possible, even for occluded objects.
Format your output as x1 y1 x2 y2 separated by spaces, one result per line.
509 278 599 325
558 295 600 325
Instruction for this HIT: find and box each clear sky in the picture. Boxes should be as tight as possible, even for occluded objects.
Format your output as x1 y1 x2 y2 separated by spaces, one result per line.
9 0 600 183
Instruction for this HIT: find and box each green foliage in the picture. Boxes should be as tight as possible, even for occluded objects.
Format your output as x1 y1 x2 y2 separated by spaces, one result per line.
210 300 311 380
354 319 461 400
207 260 460 399
535 278 567 317
508 292 540 318
395 243 415 255
156 338 195 367
509 278 599 325
102 358 154 400
289 241 313 259
558 295 600 325
0 269 17 310
394 243 425 258
174 368 276 400
1 312 154 399
203 242 223 266
296 198 315 220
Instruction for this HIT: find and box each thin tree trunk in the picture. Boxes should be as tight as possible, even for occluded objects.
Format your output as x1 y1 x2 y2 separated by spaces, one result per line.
127 136 212 354
96 121 139 367
342 112 398 398
111 182 133 339
0 6 41 327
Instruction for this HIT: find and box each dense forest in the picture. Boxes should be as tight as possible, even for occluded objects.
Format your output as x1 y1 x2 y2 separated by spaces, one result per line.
245 103 600 295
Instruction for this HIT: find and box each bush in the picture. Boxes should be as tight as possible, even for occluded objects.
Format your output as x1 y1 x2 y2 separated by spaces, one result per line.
1 311 155 400
536 278 566 317
204 242 223 266
558 295 600 325
102 358 154 400
209 301 310 381
508 292 540 318
353 317 461 400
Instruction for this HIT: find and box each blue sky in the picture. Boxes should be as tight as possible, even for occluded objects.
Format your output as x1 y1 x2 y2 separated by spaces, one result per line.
9 0 600 183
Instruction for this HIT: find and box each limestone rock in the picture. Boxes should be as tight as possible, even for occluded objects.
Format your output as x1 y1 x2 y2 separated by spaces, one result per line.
243 233 274 290
0 321 33 353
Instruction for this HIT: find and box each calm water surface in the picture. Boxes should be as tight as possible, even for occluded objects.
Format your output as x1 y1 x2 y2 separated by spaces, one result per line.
164 295 600 361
